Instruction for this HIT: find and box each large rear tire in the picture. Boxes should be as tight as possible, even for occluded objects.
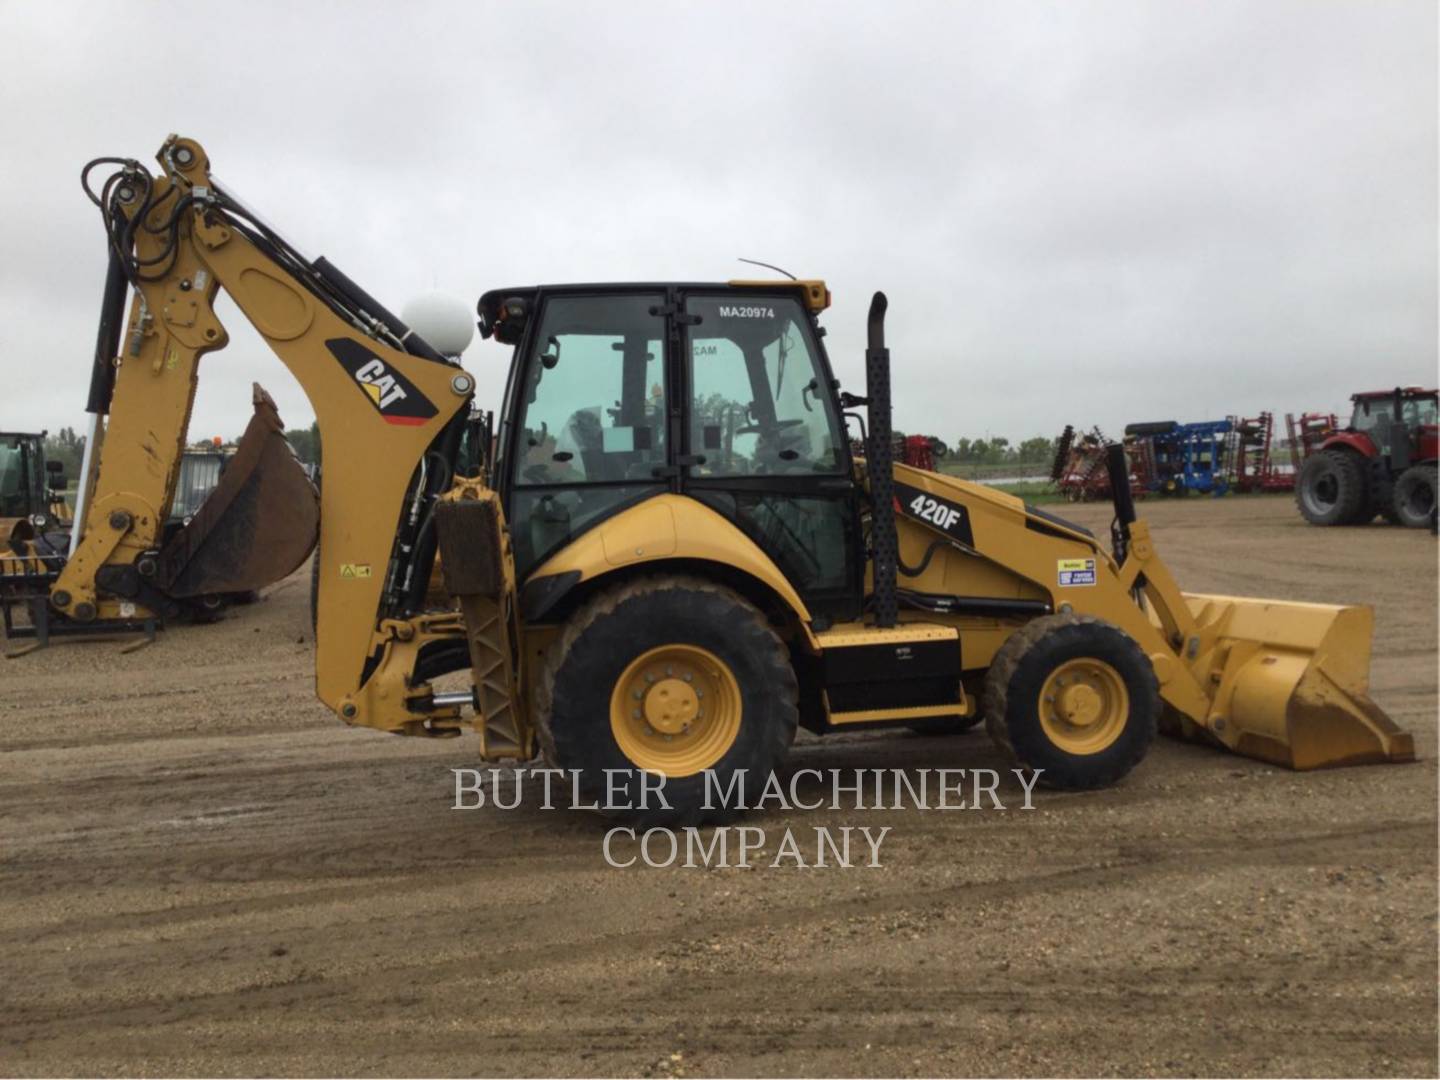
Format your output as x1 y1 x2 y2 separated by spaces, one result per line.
535 575 798 826
984 613 1158 789
1297 449 1367 525
1393 465 1438 529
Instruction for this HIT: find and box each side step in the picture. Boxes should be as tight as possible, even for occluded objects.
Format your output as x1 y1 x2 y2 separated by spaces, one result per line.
433 488 531 761
815 622 969 727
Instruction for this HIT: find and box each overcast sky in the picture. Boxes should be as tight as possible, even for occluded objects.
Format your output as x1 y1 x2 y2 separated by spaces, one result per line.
1 1 1434 447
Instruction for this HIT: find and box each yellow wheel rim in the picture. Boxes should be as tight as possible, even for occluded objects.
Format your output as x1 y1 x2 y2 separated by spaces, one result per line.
609 644 742 777
1038 658 1129 755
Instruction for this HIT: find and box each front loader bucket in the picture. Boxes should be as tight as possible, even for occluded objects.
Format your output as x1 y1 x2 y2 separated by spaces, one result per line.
1168 594 1414 769
155 385 318 598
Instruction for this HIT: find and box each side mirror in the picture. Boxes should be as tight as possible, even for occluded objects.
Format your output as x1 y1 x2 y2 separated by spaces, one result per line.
491 296 530 345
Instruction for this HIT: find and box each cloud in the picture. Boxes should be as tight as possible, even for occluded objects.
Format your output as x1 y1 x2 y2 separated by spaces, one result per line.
1 0 1433 447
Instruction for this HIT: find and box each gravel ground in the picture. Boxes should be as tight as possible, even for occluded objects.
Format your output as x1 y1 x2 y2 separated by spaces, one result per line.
2 495 1435 1077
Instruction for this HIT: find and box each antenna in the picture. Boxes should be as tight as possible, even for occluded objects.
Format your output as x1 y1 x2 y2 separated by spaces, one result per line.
737 257 797 281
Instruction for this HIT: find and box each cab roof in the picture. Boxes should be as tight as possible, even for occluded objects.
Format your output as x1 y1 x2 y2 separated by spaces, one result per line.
477 279 830 341
1352 387 1437 400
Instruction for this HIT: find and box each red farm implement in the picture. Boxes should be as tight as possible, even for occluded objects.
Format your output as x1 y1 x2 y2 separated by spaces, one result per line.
1051 425 1147 502
1226 412 1294 493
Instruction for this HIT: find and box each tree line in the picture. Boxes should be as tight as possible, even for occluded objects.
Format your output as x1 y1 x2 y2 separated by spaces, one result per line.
45 420 1049 475
41 422 325 480
896 432 1058 467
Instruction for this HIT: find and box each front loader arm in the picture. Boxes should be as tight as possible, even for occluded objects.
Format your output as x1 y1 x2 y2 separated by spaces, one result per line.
892 458 1411 770
58 136 475 728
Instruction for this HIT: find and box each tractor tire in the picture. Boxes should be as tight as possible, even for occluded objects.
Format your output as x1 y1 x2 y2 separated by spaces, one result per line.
186 593 226 624
983 613 1158 790
534 575 798 826
1297 449 1368 525
1393 465 1438 529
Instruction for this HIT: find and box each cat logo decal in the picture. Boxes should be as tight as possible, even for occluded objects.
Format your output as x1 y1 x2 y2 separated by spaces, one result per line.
326 338 437 426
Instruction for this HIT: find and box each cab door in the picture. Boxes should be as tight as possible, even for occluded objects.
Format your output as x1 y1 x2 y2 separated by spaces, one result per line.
500 290 670 578
678 291 863 621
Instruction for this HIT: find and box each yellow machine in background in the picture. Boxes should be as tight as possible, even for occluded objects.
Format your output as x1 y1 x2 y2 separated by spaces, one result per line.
5 135 1411 823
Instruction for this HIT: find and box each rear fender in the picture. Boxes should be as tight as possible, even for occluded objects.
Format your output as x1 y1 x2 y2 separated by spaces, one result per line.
1320 432 1376 459
524 494 815 646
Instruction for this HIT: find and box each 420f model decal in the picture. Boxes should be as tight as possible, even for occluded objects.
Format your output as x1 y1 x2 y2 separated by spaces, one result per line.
326 338 438 426
893 480 975 546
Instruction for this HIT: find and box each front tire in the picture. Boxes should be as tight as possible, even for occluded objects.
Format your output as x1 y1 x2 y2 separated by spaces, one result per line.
1297 449 1368 525
535 575 798 825
984 614 1158 789
1393 465 1437 529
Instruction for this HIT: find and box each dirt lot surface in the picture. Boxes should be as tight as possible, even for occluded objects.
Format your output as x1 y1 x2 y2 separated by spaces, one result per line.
3 496 1436 1077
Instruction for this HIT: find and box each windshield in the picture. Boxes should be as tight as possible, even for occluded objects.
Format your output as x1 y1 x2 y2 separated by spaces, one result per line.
0 435 41 518
1354 395 1439 432
685 294 844 476
1402 395 1438 428
172 452 224 520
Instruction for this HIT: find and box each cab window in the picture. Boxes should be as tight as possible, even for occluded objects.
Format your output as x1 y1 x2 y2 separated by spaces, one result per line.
1402 396 1438 428
511 294 666 486
686 295 844 477
0 436 37 518
506 293 667 576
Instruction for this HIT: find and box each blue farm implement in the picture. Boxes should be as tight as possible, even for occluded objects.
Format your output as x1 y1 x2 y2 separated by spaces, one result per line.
1125 420 1232 496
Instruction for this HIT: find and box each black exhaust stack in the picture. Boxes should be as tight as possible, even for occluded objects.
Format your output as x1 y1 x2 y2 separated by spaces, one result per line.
1105 443 1136 562
865 292 898 628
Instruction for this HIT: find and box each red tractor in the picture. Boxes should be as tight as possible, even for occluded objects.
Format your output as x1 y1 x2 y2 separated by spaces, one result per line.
1296 387 1438 528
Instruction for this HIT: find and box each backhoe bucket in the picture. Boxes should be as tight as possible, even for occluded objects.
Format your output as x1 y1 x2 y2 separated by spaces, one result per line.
1169 594 1414 770
155 385 319 598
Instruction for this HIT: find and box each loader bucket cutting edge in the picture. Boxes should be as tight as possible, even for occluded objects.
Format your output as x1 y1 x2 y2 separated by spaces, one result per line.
155 384 319 598
1169 593 1414 770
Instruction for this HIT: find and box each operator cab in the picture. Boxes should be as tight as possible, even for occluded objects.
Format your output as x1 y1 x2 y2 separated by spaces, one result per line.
0 433 49 524
1348 388 1440 470
477 281 863 620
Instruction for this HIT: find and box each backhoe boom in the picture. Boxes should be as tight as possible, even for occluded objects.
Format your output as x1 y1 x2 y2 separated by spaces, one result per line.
54 136 477 728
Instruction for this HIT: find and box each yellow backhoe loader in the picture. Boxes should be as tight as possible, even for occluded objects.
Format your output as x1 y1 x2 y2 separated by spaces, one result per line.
3 135 1412 822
